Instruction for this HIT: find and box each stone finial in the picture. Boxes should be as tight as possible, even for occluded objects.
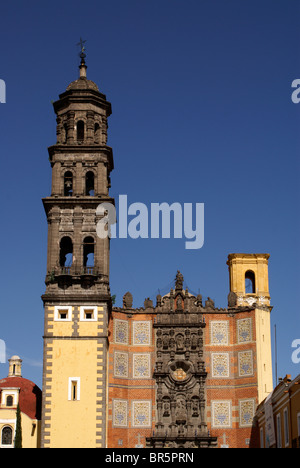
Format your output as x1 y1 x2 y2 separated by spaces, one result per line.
156 294 162 307
228 291 237 308
196 294 203 307
205 297 215 309
144 298 153 308
123 291 133 309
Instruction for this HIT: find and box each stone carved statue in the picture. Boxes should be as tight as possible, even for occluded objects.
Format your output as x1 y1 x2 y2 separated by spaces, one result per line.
175 397 187 421
191 334 198 349
163 334 169 349
176 296 183 311
176 334 184 350
175 270 184 291
163 401 170 417
205 297 215 309
192 400 199 416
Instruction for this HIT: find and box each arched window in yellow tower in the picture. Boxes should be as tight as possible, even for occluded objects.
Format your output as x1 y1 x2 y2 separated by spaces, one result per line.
245 270 256 294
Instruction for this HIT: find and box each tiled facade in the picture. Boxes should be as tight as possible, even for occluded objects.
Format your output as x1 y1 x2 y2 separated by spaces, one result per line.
108 311 156 448
107 290 267 448
205 310 259 448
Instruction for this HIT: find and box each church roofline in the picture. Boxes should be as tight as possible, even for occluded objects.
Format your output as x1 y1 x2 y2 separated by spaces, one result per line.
227 253 270 262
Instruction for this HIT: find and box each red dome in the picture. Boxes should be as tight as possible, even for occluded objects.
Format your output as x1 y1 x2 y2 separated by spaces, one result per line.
0 377 42 420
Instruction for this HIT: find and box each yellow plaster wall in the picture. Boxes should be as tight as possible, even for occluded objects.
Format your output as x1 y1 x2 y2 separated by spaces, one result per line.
43 305 107 448
46 338 102 448
255 307 273 402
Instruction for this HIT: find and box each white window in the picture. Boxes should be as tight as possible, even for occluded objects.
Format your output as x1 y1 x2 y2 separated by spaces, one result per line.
68 377 80 401
1 426 13 448
1 389 19 407
54 306 72 321
80 306 97 322
276 414 282 448
284 408 289 447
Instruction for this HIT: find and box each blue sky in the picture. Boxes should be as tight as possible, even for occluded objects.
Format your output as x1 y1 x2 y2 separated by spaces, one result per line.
0 0 299 389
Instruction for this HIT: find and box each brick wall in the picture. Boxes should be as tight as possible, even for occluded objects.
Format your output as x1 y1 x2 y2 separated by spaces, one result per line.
108 310 156 448
108 308 260 448
204 310 259 448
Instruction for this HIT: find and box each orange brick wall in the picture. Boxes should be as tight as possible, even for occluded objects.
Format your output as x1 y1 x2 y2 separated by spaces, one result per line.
204 310 259 448
108 310 156 448
108 308 259 448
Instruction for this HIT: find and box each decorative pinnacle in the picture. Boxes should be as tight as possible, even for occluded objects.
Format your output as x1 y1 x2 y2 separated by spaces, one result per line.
77 37 87 77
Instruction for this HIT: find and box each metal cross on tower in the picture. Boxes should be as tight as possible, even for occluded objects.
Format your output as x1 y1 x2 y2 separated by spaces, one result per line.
77 37 86 54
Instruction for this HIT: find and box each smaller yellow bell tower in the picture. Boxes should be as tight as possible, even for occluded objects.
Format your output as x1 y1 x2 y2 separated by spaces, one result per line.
227 254 273 403
8 355 23 377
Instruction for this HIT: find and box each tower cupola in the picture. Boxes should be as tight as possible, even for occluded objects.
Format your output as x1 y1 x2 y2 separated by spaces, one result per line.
8 355 22 377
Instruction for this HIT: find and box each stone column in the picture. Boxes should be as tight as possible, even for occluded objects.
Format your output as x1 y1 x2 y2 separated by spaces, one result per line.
56 116 63 144
67 111 75 144
186 399 194 436
86 111 94 144
169 399 177 436
73 206 83 274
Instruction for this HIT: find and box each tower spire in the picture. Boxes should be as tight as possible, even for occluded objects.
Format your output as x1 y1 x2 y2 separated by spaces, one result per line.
77 37 87 78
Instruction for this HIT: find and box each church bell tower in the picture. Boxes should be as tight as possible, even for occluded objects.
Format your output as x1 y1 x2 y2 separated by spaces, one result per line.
41 48 114 448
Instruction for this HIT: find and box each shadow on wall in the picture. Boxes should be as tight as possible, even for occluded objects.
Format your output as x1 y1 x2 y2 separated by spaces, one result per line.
249 418 260 448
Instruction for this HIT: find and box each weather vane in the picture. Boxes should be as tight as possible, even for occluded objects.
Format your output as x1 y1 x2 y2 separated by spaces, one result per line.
77 37 87 61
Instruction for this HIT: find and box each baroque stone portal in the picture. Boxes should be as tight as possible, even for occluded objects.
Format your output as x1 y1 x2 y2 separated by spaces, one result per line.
146 271 217 448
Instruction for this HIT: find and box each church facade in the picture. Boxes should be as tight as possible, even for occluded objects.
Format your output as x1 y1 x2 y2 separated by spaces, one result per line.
40 56 273 448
